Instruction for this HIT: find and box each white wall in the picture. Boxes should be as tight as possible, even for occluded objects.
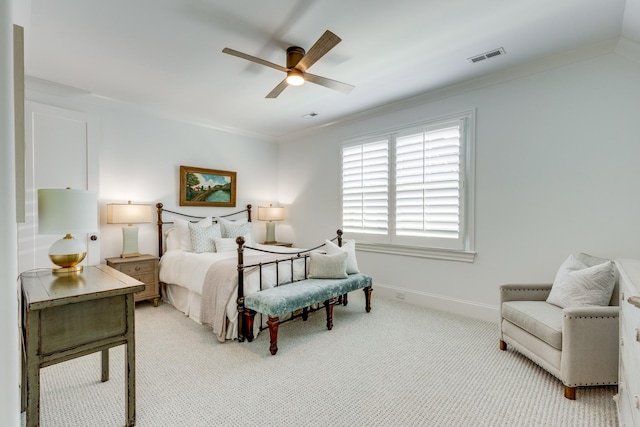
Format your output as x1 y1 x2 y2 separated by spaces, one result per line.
23 89 282 259
96 104 280 257
1 0 20 424
278 52 640 319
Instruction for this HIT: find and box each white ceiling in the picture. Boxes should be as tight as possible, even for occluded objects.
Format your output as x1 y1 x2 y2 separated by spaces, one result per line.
21 0 638 141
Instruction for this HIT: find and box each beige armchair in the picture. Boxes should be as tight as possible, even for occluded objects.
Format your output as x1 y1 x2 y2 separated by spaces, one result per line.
499 281 619 399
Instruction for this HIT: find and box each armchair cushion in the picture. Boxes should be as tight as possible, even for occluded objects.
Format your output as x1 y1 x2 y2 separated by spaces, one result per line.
502 301 563 350
546 254 615 309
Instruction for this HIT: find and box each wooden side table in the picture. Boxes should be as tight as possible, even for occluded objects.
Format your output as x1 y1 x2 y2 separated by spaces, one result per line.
106 255 160 306
20 265 144 427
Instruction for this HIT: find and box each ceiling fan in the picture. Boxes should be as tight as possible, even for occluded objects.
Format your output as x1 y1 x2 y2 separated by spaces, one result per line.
222 30 354 98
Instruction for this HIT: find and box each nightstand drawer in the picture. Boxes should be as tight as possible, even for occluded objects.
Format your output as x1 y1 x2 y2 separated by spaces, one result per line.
126 272 154 285
119 261 155 276
135 283 159 300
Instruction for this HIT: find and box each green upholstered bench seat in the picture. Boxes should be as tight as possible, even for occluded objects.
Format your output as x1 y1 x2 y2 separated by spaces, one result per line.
244 273 372 317
242 273 373 355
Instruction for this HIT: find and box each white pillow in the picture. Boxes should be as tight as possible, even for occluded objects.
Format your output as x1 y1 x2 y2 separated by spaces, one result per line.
546 253 616 308
217 216 248 225
164 228 181 252
172 216 211 251
308 251 348 279
188 222 221 253
220 221 255 246
214 237 237 253
325 239 359 274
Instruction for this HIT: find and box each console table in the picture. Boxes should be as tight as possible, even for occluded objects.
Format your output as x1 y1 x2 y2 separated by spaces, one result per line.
20 265 145 427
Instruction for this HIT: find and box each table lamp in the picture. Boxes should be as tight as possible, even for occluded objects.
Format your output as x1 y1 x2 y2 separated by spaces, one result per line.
37 188 98 274
257 204 284 243
107 201 152 258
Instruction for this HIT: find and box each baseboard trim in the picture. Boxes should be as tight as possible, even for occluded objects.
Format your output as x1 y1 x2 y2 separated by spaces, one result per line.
373 283 499 323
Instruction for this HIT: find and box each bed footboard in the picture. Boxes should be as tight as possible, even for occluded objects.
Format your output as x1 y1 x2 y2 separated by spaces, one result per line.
235 230 345 342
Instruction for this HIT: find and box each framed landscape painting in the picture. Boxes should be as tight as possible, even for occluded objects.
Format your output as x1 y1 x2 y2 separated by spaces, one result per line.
180 166 236 207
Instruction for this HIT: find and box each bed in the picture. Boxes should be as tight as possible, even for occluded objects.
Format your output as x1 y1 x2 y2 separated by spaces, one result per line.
156 203 347 342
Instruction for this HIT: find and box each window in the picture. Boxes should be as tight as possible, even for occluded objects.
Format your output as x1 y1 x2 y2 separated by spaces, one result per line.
341 111 475 262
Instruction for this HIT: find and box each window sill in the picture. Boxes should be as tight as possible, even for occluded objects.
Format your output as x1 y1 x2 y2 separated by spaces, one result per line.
355 242 476 263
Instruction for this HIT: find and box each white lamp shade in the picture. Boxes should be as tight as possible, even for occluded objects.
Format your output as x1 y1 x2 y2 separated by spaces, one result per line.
107 203 152 224
258 206 284 222
38 188 98 234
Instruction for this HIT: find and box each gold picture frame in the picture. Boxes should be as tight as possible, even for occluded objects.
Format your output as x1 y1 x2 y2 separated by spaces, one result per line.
180 165 237 207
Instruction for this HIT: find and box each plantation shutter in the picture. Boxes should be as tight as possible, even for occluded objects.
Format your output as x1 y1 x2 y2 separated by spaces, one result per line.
395 124 461 240
341 140 389 235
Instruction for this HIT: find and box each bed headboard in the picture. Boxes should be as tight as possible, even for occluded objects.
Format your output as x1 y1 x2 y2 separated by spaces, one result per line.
156 202 252 256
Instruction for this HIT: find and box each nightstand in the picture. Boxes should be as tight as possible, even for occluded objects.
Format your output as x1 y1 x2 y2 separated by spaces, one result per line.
105 254 160 306
263 241 293 247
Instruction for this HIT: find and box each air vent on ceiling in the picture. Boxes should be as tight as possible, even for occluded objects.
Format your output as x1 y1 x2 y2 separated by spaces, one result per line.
468 47 506 64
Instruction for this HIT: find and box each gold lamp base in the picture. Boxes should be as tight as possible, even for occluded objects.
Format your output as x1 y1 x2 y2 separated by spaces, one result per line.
51 264 85 275
48 234 87 275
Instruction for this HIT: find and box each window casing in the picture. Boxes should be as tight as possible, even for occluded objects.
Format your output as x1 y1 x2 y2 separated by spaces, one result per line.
341 111 475 261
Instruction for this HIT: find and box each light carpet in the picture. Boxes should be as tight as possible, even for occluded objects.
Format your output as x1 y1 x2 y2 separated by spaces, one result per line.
21 291 618 426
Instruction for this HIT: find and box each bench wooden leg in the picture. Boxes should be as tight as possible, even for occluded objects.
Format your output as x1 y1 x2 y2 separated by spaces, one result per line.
302 306 309 321
499 340 507 351
363 286 372 313
267 316 280 355
325 299 334 330
244 309 256 342
342 293 349 306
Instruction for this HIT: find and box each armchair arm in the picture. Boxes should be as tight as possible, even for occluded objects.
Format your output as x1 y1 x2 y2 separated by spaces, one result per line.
500 284 553 305
561 306 619 387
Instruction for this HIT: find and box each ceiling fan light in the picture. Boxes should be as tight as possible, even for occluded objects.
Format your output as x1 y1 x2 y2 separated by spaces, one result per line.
286 70 304 86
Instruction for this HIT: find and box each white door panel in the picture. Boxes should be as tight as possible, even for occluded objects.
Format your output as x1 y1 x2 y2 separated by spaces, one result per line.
18 102 99 273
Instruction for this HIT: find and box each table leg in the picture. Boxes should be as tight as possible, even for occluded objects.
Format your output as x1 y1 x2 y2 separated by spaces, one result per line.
25 304 40 427
25 358 40 427
21 345 26 412
126 295 136 426
101 349 109 382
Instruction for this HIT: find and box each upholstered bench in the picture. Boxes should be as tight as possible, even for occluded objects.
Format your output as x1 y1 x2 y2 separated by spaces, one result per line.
243 273 373 355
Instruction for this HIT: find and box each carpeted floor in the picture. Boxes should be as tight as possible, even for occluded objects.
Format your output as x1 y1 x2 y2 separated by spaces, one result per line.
22 291 618 426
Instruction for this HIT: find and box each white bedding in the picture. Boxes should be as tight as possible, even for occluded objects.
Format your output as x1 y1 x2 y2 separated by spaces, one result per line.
159 243 305 340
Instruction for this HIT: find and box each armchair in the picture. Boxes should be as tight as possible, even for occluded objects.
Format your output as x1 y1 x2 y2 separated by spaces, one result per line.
499 279 619 400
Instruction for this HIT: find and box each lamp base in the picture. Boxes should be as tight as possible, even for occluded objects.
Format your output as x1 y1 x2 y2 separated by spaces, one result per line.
48 234 87 275
121 226 141 258
265 222 276 244
52 265 84 275
121 252 142 259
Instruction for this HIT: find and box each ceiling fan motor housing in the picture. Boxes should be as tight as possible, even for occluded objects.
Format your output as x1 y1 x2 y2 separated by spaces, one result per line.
286 46 305 69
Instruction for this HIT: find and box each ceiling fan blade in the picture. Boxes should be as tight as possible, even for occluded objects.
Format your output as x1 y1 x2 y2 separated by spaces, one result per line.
222 48 289 73
295 30 341 72
304 73 354 94
266 79 289 98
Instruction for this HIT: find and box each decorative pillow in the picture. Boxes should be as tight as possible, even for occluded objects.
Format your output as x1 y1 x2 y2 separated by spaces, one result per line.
164 228 181 252
172 216 211 251
220 221 254 246
546 253 616 308
308 251 348 279
214 237 237 253
188 222 221 253
324 239 360 274
217 216 248 225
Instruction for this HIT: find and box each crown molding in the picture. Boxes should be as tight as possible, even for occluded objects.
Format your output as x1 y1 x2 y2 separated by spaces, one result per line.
25 76 277 142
